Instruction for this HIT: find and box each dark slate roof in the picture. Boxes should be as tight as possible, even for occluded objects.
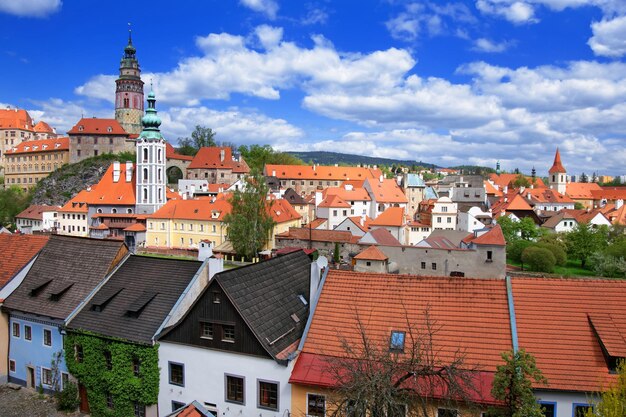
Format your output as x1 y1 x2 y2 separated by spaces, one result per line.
3 235 127 320
216 250 312 358
67 255 203 344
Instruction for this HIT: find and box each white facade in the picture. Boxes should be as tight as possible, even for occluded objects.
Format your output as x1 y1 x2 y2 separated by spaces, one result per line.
158 342 294 417
550 218 578 233
534 390 593 417
431 197 457 231
407 223 431 245
316 205 350 230
335 218 368 237
16 210 58 234
57 211 89 236
136 140 166 214
457 206 492 233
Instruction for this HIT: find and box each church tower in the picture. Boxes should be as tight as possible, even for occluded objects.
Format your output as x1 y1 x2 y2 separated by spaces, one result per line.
548 148 567 194
135 89 166 215
115 29 144 135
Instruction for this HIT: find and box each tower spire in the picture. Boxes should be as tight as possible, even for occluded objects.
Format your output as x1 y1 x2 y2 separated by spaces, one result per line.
549 148 566 174
115 27 144 135
128 23 132 45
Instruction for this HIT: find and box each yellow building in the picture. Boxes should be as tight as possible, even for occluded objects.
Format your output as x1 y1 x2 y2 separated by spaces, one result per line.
3 137 69 190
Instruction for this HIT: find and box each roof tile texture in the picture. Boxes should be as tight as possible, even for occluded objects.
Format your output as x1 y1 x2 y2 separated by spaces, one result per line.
0 234 49 291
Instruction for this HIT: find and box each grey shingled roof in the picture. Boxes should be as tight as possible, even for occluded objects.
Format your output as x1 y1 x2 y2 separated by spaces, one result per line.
67 255 203 344
216 250 312 358
3 235 126 320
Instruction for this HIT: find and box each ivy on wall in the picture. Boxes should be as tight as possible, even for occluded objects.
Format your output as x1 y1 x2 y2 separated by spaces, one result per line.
64 331 159 417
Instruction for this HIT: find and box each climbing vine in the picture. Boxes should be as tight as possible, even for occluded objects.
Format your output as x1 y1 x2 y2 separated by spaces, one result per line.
64 331 159 417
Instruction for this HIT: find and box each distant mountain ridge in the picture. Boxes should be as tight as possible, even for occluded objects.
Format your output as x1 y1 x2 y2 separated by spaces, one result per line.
285 151 438 168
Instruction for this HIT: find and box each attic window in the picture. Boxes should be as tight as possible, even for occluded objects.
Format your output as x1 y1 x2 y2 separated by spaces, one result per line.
107 126 112 132
290 313 300 323
49 282 74 302
390 331 405 352
126 291 158 318
588 314 626 372
29 280 52 297
90 286 124 312
298 294 308 306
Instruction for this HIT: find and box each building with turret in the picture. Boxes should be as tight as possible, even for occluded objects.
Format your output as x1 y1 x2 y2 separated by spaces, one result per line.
115 30 144 135
548 148 567 195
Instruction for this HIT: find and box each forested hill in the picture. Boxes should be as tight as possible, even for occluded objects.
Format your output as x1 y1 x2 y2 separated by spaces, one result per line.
286 151 437 168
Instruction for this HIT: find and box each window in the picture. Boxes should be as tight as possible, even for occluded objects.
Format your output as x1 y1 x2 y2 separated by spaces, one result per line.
133 357 141 376
437 409 458 417
94 150 99 156
442 206 448 212
107 392 114 409
421 262 426 269
24 325 32 341
75 345 84 363
225 374 245 404
43 329 52 346
9 360 15 373
62 373 69 389
168 362 184 386
104 350 112 370
307 394 326 417
172 401 186 412
42 368 53 386
134 402 145 417
213 291 221 304
201 322 214 339
390 331 405 352
573 404 592 417
539 402 556 417
223 324 235 342
258 380 279 410
432 263 437 270
366 261 371 266
487 251 493 262
447 217 452 223
333 210 338 216
437 217 442 223
12 322 19 338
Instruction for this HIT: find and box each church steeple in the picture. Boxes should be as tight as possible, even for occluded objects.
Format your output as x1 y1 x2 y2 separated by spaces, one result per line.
115 26 144 135
135 88 166 215
548 148 567 194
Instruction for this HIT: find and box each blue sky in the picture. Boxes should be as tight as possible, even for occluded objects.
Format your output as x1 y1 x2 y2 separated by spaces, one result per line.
1 0 625 176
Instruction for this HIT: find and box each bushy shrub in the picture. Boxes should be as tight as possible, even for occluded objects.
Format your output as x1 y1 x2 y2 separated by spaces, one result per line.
56 382 79 411
507 240 533 263
589 252 626 278
535 242 567 266
521 247 556 273
606 241 626 259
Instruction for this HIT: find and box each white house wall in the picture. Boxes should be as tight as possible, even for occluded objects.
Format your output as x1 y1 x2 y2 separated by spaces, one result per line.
158 342 294 417
534 390 593 417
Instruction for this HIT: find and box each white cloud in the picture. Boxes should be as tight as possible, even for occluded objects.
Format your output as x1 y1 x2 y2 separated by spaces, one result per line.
27 98 107 134
385 2 477 41
239 0 278 19
255 25 283 49
472 38 512 52
0 0 61 18
589 15 626 57
301 7 328 25
476 0 537 24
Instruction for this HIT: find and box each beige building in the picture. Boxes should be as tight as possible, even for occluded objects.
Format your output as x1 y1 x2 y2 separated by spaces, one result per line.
3 137 69 190
57 189 91 236
67 118 134 163
0 108 36 175
186 147 250 185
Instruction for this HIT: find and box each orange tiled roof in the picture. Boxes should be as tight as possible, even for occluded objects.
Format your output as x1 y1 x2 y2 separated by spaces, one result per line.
149 198 232 221
277 227 359 244
367 178 408 204
301 271 512 369
33 120 54 133
369 206 405 227
346 216 372 233
566 182 602 200
265 164 382 181
361 228 402 246
466 225 506 246
0 234 49 290
591 187 626 201
604 204 626 225
5 137 69 154
523 188 574 204
0 108 33 130
512 277 626 392
16 204 59 220
491 192 533 215
81 163 136 206
484 180 503 197
353 245 388 261
269 199 301 224
124 223 147 232
303 218 327 229
59 189 92 213
188 147 250 173
323 186 371 202
548 148 566 174
165 142 194 161
318 194 351 208
67 118 128 135
488 173 545 190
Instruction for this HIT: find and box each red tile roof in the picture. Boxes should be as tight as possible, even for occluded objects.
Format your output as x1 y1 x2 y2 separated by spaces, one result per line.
33 120 54 133
323 186 371 202
361 227 402 246
369 207 405 227
67 118 128 135
5 136 69 155
0 234 49 290
344 216 372 233
81 163 136 206
523 188 574 204
366 178 408 204
465 225 506 246
484 180 503 197
16 204 60 220
0 108 33 130
548 148 566 174
277 227 359 244
269 199 301 224
591 187 626 201
318 194 351 208
512 277 626 392
566 182 602 200
165 142 194 161
124 223 147 232
149 197 232 221
265 164 382 181
59 189 92 213
188 147 250 173
353 245 388 261
488 173 545 190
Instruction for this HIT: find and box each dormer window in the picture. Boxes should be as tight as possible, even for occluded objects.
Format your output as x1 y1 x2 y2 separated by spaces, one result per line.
107 126 112 133
78 125 84 131
390 331 405 352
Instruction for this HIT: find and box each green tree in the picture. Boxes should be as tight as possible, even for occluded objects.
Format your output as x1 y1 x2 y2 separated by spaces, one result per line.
580 172 588 183
0 186 32 229
490 349 547 417
521 246 556 272
176 125 217 156
506 240 533 263
497 216 520 243
566 223 608 268
238 144 304 173
512 174 531 188
224 172 276 260
518 217 541 240
535 242 567 266
586 360 626 417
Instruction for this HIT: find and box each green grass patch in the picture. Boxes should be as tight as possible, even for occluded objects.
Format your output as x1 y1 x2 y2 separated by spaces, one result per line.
508 258 596 277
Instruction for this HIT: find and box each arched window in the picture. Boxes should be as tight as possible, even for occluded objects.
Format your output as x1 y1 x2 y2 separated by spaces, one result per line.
112 208 117 214
143 188 148 202
127 208 133 214
143 148 148 162
158 188 163 202
97 208 103 214
143 168 148 183
157 149 162 162
158 169 162 182
123 98 130 107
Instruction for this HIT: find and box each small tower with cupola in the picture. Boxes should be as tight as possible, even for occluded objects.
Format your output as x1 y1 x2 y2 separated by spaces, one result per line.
548 148 567 194
135 89 166 215
115 29 144 135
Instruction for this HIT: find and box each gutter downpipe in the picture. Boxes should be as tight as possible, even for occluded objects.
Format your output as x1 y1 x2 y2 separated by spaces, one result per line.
505 275 519 353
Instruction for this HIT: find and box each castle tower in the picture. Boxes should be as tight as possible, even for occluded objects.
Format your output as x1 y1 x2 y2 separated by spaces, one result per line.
135 89 166 215
115 29 144 135
548 148 567 194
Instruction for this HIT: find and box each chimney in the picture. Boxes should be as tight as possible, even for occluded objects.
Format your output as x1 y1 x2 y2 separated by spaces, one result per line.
503 185 508 194
220 149 225 162
313 164 316 172
272 170 276 177
125 162 133 182
379 175 384 183
345 184 353 191
617 199 624 210
112 162 121 183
